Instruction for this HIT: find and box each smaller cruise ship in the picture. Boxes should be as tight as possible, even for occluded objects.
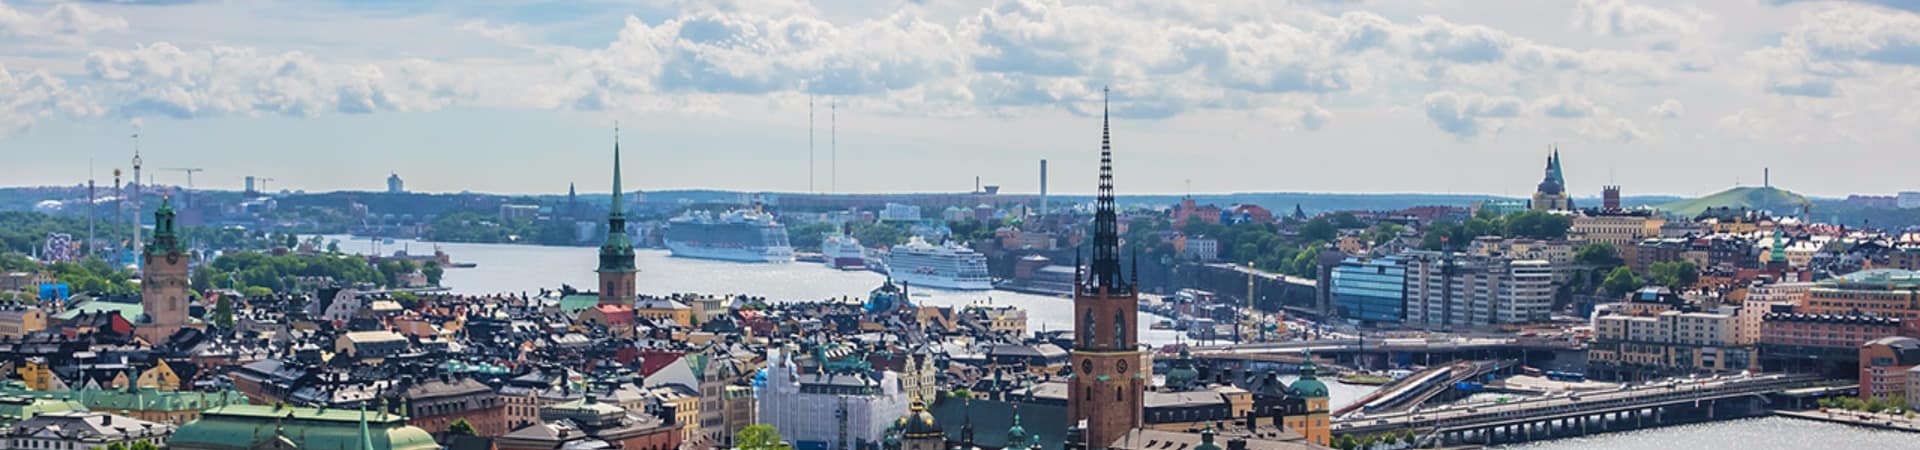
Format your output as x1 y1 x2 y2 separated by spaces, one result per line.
885 236 991 290
821 233 867 270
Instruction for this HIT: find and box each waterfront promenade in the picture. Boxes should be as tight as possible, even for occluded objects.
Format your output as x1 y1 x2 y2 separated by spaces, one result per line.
1776 409 1920 433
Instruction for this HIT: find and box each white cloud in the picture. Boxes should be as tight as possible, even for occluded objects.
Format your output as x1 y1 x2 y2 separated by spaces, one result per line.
1537 94 1598 118
1649 98 1683 119
1422 91 1523 139
0 2 127 41
0 62 97 135
80 43 473 119
1571 0 1702 38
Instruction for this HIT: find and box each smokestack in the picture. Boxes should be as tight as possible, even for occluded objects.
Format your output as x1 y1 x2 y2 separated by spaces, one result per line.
975 176 981 194
1040 159 1049 216
1764 168 1770 188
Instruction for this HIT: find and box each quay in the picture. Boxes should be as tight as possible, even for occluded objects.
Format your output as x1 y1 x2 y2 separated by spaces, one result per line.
1775 409 1920 433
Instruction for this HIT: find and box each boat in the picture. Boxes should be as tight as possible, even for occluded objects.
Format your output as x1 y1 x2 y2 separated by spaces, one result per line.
663 209 795 263
821 232 867 270
884 236 991 290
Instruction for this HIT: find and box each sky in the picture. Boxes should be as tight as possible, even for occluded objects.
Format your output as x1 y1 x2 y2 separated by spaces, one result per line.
2 0 1919 198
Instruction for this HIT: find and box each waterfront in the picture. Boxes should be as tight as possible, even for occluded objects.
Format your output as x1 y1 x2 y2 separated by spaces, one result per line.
327 236 1391 407
1488 416 1915 450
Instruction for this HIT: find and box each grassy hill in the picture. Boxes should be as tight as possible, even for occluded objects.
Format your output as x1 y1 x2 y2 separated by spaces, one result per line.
1657 186 1810 217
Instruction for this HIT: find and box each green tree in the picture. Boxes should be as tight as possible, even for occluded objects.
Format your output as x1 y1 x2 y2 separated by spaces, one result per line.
1648 261 1699 290
850 222 909 248
422 261 444 286
377 259 416 288
1574 242 1622 267
243 286 274 298
1602 266 1642 298
448 418 478 436
1364 223 1405 246
1502 210 1572 240
736 425 793 450
784 222 839 252
1299 217 1337 243
1332 212 1365 229
326 241 341 254
129 442 158 450
213 295 235 328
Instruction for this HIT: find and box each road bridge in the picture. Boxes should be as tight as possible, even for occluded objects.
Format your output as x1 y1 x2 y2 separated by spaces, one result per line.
1332 374 1828 446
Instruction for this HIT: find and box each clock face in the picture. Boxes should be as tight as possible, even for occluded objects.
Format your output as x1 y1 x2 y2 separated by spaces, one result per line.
1081 359 1092 374
1116 359 1129 374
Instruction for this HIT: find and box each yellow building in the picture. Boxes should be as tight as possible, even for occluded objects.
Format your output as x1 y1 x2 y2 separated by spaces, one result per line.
17 361 58 391
136 360 180 391
649 385 701 444
1285 360 1331 447
0 308 47 339
634 297 693 326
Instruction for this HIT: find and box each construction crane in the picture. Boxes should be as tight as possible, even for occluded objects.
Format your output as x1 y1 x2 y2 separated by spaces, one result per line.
160 168 205 208
256 177 276 194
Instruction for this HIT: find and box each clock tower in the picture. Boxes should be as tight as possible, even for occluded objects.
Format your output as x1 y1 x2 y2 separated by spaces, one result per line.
1069 89 1145 449
137 195 190 344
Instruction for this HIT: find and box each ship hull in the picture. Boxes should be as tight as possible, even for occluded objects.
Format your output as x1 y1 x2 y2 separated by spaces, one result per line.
887 269 992 290
826 256 866 270
665 241 795 263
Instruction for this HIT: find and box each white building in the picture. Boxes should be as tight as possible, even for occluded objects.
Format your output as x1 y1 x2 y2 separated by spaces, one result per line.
1403 251 1553 328
881 203 922 222
1182 237 1219 262
1907 365 1920 410
1899 192 1920 209
756 347 909 450
3 412 172 450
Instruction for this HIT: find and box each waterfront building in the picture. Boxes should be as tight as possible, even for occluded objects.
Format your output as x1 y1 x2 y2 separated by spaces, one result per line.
1529 148 1572 212
1759 312 1919 375
1401 251 1553 329
1329 256 1406 324
1859 337 1920 401
1907 365 1920 410
170 404 438 450
597 133 639 307
1069 92 1148 449
1 411 172 450
755 346 909 450
1739 281 1811 345
135 196 192 345
1802 269 1920 320
881 203 923 222
1588 307 1753 380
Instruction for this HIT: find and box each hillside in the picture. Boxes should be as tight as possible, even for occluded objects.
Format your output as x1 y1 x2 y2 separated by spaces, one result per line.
1657 186 1810 217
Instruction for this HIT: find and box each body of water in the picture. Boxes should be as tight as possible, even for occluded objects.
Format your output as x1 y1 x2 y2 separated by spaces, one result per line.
1489 416 1914 450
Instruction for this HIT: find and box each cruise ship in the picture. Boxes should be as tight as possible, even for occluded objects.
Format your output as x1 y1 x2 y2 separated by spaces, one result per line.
663 210 795 263
821 233 867 270
884 236 991 290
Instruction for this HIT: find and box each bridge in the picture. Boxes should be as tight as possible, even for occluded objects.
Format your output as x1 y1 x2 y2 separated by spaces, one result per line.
1332 373 1828 446
1334 359 1515 417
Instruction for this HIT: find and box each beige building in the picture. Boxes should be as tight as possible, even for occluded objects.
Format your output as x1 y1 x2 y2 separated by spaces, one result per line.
1572 213 1666 248
1737 282 1810 345
1590 307 1754 378
0 307 47 339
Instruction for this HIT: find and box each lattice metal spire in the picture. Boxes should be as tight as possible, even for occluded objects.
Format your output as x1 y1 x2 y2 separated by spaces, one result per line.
1090 87 1126 291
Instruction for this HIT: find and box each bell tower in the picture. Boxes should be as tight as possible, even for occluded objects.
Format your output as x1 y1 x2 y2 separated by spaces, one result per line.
138 195 190 343
597 126 638 306
1069 88 1145 449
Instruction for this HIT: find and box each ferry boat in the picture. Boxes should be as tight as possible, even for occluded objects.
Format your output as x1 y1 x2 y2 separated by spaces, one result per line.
821 233 867 270
663 210 795 263
884 236 991 290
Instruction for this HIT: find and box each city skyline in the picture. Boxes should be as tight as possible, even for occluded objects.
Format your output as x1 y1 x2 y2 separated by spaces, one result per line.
5 0 1920 198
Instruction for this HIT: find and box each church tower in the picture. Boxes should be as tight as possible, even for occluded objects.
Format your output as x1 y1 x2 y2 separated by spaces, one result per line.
1069 88 1145 449
597 128 638 306
137 195 190 343
1530 146 1571 212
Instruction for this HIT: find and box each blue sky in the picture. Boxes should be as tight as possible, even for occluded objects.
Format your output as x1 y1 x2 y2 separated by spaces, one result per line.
3 0 1919 197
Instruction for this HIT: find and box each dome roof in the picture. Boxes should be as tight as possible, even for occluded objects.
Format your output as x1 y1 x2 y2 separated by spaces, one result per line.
899 399 943 439
1289 357 1329 399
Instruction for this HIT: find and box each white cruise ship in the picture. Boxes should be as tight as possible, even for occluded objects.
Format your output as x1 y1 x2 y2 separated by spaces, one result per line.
885 236 991 290
821 233 867 270
663 210 795 263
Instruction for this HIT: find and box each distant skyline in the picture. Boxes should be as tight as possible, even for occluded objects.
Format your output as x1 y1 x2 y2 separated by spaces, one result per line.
5 1 1920 198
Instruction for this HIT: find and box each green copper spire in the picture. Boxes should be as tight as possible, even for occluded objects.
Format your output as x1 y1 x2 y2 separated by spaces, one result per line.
359 401 375 450
146 195 184 256
1771 227 1788 263
599 126 636 273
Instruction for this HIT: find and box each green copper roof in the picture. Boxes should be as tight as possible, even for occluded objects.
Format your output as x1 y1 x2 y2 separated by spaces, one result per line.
52 298 145 321
0 384 251 413
1289 355 1329 399
173 404 437 450
1825 269 1920 290
558 294 600 314
147 195 185 256
0 396 83 427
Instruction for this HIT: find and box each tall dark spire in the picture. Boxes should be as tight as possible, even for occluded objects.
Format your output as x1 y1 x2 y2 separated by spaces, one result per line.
1089 87 1127 291
598 125 636 273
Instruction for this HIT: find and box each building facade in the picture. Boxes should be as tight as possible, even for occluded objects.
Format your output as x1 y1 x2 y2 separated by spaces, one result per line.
1402 252 1553 329
1859 337 1920 401
755 347 909 450
1329 257 1406 324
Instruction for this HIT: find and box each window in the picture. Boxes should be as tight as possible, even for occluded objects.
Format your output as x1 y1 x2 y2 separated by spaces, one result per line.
1114 310 1127 348
1083 310 1095 347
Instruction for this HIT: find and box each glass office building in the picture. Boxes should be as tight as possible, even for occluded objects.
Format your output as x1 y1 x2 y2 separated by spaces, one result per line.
1331 256 1407 324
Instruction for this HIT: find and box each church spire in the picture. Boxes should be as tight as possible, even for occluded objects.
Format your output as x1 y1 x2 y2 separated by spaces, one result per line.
1089 87 1127 292
598 124 636 275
